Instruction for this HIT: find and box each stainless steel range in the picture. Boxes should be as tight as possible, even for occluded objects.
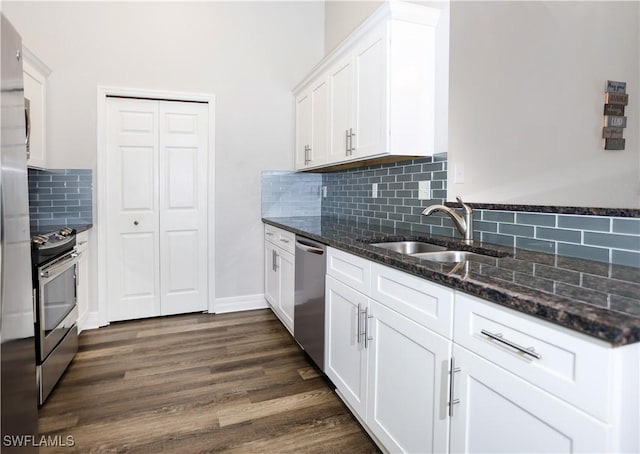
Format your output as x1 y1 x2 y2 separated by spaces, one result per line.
31 227 79 404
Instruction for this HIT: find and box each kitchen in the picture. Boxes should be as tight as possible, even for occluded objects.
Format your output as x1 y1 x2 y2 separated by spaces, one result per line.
1 1 639 453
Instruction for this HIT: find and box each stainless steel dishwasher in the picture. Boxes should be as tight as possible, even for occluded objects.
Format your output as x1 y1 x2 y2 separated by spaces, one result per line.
294 235 326 371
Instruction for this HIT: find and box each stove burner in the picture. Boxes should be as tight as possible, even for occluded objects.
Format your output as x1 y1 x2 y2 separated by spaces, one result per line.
31 228 77 266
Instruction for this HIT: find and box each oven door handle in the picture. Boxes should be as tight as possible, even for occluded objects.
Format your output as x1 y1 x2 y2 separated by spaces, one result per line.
40 252 80 280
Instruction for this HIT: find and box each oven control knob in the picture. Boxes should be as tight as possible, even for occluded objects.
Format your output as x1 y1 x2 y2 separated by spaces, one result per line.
59 228 73 236
32 235 48 245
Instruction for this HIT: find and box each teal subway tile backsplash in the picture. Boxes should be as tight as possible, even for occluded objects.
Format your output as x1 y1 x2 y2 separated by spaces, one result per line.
262 154 639 268
612 219 640 235
558 215 611 231
262 171 322 218
28 168 93 231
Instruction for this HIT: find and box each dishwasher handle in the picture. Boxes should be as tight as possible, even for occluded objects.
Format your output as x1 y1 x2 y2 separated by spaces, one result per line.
295 240 325 255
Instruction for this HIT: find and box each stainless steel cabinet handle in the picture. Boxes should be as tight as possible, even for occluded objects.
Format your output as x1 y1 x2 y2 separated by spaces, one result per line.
266 232 274 237
345 129 350 155
481 329 542 359
273 250 279 271
295 241 324 255
357 303 362 344
271 249 277 271
364 307 373 348
304 145 312 165
449 357 461 417
349 128 355 153
280 238 290 244
25 100 31 159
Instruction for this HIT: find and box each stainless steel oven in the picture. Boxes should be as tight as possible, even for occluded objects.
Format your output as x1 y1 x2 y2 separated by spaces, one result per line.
32 228 79 404
37 249 79 361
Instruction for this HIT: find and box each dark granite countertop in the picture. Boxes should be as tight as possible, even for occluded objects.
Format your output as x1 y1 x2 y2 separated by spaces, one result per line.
263 216 640 346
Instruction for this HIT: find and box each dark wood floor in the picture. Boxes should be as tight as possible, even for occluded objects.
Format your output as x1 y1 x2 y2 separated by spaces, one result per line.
39 309 380 453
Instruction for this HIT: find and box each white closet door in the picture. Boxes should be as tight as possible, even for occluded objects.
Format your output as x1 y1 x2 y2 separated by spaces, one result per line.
106 98 209 322
158 101 208 316
106 98 161 322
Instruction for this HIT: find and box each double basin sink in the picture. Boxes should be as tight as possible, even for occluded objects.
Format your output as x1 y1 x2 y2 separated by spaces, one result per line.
370 241 493 263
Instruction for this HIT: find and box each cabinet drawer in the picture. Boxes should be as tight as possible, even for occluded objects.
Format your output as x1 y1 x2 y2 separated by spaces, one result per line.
264 224 295 254
326 247 371 294
454 292 612 421
370 263 453 339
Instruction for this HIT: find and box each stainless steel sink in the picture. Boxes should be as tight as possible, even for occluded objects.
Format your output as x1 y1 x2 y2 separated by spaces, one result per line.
371 241 448 254
412 250 486 263
370 240 495 263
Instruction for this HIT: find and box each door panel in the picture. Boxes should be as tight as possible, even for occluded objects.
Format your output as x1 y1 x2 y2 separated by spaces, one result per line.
278 249 295 332
121 146 155 210
353 26 387 158
167 147 197 209
106 97 209 321
159 101 208 316
325 275 368 418
367 300 450 454
295 92 311 169
310 78 328 166
166 230 198 293
264 243 279 307
107 98 160 322
449 345 609 454
328 58 352 163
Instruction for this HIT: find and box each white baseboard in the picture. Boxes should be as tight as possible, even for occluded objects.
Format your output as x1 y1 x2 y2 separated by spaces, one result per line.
78 311 100 332
214 293 268 314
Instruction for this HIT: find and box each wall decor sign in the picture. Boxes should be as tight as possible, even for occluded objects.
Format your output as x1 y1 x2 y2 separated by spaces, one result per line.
603 80 628 150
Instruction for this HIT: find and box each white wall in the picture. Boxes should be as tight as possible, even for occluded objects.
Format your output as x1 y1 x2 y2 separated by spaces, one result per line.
3 2 325 305
448 1 639 208
324 0 382 55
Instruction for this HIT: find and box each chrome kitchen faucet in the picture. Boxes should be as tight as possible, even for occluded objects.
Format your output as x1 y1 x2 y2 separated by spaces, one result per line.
422 196 474 245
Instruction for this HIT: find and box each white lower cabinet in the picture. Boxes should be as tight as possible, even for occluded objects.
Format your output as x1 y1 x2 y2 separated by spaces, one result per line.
325 247 452 453
449 344 608 454
324 247 639 454
264 225 295 334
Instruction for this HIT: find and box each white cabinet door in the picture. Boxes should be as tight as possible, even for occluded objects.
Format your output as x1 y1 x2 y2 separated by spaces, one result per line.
310 77 329 167
449 344 609 454
295 91 311 170
277 248 295 333
328 57 353 164
23 50 50 169
325 275 368 419
367 300 450 454
264 242 279 308
351 24 388 159
75 231 90 331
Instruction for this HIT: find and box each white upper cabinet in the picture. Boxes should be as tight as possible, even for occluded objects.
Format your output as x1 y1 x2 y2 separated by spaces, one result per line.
295 75 330 169
293 1 445 170
23 47 51 169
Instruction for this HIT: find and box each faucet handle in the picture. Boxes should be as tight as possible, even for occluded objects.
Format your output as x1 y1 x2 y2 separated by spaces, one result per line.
456 196 473 214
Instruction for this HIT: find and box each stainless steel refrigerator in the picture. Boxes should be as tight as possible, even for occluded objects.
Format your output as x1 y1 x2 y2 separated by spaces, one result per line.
1 13 40 452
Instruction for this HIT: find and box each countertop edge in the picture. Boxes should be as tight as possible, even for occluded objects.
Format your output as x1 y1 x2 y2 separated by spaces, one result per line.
263 217 640 347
